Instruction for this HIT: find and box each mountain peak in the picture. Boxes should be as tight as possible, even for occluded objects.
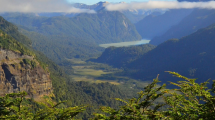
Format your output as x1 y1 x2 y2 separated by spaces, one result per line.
95 1 109 6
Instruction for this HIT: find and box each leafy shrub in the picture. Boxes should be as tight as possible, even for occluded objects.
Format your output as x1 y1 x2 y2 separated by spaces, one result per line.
0 92 87 119
93 72 215 120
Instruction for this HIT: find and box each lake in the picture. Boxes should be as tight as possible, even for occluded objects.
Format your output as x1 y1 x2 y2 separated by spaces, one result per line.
99 40 150 48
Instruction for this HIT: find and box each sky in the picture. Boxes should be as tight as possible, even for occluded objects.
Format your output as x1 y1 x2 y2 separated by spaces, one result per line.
0 0 215 14
67 0 176 5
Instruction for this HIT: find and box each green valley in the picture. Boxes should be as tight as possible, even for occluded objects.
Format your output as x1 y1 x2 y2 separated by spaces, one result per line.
1 0 215 119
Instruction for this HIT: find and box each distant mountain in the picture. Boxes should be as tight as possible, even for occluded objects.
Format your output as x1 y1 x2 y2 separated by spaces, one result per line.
73 1 109 11
125 23 215 83
135 9 193 39
91 44 155 68
37 1 165 23
121 9 165 23
150 9 215 45
94 22 215 83
2 10 141 44
1 9 141 63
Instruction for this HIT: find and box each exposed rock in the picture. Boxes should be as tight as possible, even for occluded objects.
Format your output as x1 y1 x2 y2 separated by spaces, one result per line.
0 49 52 99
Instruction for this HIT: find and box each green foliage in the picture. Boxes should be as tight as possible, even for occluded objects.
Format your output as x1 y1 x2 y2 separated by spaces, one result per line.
0 30 35 56
0 16 32 46
93 72 215 120
20 29 104 64
164 71 215 119
1 72 215 119
93 76 167 119
22 59 37 69
0 92 87 119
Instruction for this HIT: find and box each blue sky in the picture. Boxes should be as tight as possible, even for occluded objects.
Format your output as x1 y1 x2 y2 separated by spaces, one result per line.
67 0 176 5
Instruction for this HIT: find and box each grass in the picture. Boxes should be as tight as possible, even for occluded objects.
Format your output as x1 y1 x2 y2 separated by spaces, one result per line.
74 68 112 77
66 59 86 64
72 76 120 85
71 65 120 85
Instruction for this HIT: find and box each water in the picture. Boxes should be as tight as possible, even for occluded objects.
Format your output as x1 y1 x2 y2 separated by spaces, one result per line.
99 39 150 48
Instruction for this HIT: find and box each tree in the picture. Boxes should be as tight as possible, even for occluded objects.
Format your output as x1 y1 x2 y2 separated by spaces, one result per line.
0 92 87 119
93 72 215 120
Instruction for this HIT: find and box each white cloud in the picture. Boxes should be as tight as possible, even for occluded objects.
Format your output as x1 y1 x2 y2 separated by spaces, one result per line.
105 1 215 11
0 0 96 13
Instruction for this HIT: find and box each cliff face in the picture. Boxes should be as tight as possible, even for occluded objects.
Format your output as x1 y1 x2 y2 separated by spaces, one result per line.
0 49 52 99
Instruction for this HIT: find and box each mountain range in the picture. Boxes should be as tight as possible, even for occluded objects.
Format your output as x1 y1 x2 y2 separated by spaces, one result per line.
1 9 141 64
150 9 215 45
96 23 215 84
135 9 193 39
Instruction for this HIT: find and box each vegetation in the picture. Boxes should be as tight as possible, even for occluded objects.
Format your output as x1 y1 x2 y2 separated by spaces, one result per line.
0 92 87 119
1 72 215 119
124 23 215 82
0 10 142 63
91 44 155 68
19 29 104 64
0 17 139 119
2 10 141 44
0 16 32 46
94 71 215 119
22 59 37 68
0 29 35 56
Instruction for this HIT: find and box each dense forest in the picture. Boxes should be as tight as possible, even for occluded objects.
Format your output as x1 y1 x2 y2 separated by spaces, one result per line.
92 44 155 68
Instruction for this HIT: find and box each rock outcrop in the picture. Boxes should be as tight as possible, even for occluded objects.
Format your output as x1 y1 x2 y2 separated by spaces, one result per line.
0 49 52 99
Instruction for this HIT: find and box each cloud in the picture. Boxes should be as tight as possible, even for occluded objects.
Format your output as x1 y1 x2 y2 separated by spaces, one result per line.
105 1 215 11
0 0 96 13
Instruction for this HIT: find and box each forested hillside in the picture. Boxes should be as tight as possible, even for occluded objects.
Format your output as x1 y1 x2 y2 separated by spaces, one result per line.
92 44 155 68
1 9 141 64
126 23 215 83
150 9 215 45
0 16 142 119
2 10 141 44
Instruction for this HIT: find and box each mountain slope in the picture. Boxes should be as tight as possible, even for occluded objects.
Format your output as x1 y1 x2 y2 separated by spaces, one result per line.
126 23 215 83
135 9 193 39
92 44 155 68
1 10 141 63
2 10 141 44
0 16 32 46
150 9 215 45
0 29 52 99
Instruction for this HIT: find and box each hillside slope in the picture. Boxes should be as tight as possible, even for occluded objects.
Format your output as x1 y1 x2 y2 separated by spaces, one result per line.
2 10 141 44
150 9 215 45
126 23 215 83
135 9 193 39
92 44 155 68
0 29 52 99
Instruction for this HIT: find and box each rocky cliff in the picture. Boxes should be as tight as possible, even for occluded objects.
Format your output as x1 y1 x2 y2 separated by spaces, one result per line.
0 49 52 99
